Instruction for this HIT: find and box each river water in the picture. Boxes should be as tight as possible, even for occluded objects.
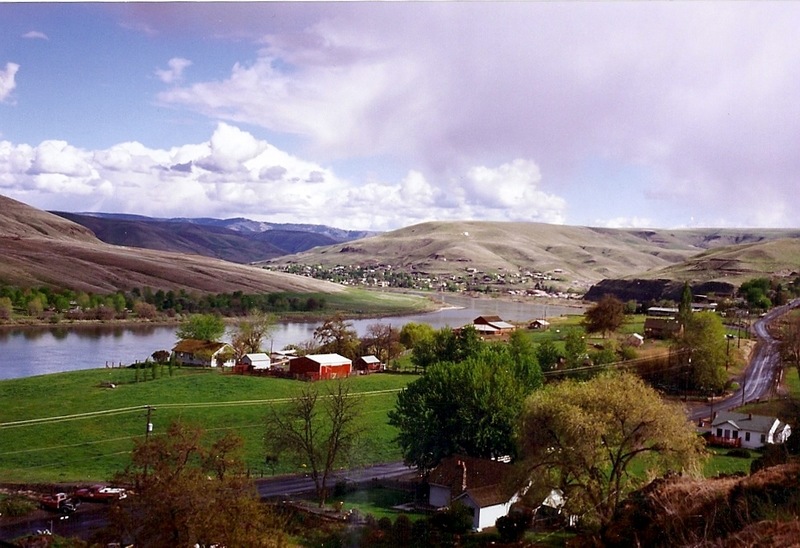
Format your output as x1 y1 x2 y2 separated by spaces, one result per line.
0 294 581 380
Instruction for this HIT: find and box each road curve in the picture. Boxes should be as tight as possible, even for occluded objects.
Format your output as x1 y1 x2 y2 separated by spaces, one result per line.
689 299 800 422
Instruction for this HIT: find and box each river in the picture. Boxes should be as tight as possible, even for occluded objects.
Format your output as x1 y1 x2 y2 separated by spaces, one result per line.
0 294 582 380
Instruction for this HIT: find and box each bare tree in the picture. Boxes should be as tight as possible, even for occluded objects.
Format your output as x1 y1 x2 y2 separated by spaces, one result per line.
361 323 403 364
231 311 275 359
265 380 363 506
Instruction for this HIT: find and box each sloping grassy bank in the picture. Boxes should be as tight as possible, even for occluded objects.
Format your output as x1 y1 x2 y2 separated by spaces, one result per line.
0 368 415 483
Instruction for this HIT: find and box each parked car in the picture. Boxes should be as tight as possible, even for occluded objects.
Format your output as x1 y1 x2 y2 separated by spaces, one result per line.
74 485 127 502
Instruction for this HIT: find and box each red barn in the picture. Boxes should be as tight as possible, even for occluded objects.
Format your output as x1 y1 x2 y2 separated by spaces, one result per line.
289 353 352 381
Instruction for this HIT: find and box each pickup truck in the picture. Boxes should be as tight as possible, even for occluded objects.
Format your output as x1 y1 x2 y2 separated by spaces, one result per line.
39 492 79 514
74 485 127 502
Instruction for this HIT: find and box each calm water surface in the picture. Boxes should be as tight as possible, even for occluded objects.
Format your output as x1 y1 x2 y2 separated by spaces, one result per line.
0 294 582 380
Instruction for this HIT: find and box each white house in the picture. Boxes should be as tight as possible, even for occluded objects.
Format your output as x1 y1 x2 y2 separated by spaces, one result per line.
242 353 271 370
709 412 792 449
428 455 525 532
172 339 235 367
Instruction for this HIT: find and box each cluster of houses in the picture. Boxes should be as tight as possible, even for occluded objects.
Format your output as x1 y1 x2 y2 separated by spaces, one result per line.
171 339 383 381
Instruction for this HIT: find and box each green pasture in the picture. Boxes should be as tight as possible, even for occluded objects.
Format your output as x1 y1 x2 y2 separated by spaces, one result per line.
0 368 416 483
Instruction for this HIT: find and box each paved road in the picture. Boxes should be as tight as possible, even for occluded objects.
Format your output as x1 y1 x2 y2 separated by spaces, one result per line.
689 299 800 422
256 461 416 499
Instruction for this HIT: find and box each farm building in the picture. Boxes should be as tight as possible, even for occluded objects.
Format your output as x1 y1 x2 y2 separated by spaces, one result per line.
289 353 352 381
472 316 516 336
354 355 383 373
428 454 526 532
241 353 271 370
172 339 235 368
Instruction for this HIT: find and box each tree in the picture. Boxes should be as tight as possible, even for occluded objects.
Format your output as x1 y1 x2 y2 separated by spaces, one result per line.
583 295 625 338
389 345 540 472
361 323 403 364
176 313 226 341
519 372 705 529
0 296 12 320
563 329 587 369
781 312 800 378
265 380 363 506
536 339 562 372
411 325 483 372
231 311 275 359
678 281 693 328
399 322 435 349
313 313 360 360
674 311 728 391
106 421 285 547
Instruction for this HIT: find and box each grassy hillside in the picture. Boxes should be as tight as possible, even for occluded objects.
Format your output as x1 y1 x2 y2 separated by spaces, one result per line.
264 220 800 285
639 237 800 285
0 195 346 295
0 368 414 483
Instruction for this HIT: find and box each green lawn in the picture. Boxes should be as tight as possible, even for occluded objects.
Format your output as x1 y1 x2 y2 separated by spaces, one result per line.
309 486 425 522
0 369 416 483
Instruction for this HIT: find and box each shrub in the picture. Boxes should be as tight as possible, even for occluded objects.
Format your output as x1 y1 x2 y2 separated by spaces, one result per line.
0 495 37 517
727 448 751 459
496 511 533 542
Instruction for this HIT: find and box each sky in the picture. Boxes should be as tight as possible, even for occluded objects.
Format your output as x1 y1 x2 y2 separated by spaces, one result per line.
1 2 799 232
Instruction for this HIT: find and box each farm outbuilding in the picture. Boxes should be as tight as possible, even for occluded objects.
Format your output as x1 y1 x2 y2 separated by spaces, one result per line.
289 353 352 381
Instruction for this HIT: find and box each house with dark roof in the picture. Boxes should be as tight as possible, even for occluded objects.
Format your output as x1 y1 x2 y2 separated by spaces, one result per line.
643 317 682 339
472 316 516 337
709 411 792 449
172 339 235 368
427 454 526 531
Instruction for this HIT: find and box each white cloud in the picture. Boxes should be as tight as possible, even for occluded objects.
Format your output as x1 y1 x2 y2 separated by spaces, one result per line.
22 31 48 40
0 124 568 231
155 57 193 84
0 62 20 103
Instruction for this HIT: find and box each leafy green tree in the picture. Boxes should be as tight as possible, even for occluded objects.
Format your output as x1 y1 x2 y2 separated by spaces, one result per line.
678 281 693 328
265 381 363 507
563 329 587 369
519 372 705 529
399 321 435 349
739 277 772 311
411 325 483 372
505 330 544 392
535 339 562 372
107 421 285 547
0 297 12 320
674 311 728 391
176 313 226 341
583 295 625 338
390 346 539 472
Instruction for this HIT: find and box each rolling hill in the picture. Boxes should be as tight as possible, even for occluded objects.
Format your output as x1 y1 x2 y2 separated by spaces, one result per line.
0 195 345 295
262 220 800 286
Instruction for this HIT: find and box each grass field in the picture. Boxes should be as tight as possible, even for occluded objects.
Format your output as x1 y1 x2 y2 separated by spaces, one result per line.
0 368 416 483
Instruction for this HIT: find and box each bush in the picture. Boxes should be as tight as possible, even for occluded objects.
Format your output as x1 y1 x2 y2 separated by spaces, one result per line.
727 448 751 459
0 495 37 517
496 511 533 542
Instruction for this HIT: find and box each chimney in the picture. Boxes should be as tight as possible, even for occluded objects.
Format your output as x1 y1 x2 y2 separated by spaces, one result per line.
748 413 752 420
459 460 467 492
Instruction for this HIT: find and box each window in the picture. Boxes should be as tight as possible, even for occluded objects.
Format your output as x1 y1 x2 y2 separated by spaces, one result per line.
724 429 731 439
761 434 766 444
745 432 751 442
732 431 739 439
716 428 723 437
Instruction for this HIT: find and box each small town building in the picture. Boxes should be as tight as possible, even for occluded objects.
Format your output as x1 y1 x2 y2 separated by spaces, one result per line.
428 455 526 532
627 333 645 347
354 355 383 373
644 317 683 339
529 319 551 330
289 353 352 381
709 412 792 449
171 339 235 367
472 316 516 336
241 353 271 370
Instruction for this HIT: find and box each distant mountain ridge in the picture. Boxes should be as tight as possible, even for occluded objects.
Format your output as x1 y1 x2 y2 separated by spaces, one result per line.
51 212 375 264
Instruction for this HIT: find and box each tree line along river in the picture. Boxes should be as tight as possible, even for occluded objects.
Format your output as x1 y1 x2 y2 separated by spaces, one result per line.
0 294 582 380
